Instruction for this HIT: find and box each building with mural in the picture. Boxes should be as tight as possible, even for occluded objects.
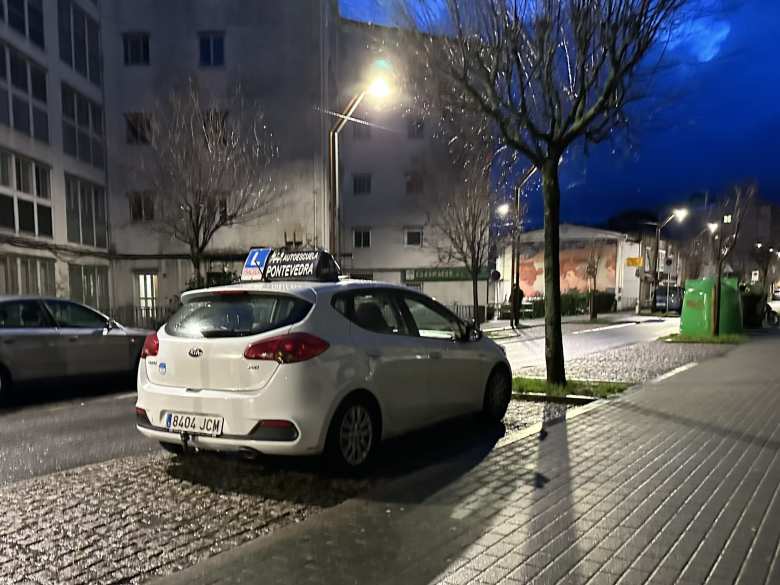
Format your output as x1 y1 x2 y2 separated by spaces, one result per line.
496 225 642 311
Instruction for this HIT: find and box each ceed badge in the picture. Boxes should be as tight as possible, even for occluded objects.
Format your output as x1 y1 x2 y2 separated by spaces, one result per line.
159 362 167 376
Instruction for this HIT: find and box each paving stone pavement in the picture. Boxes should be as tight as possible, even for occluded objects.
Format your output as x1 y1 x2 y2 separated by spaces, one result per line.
155 333 780 585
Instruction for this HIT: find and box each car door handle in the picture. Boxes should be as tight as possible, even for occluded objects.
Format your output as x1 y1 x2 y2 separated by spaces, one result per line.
428 352 443 360
2 338 14 345
68 336 79 342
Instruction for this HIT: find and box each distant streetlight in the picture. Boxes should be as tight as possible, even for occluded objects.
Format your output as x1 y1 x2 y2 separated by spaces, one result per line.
723 214 732 224
756 242 763 249
496 203 510 217
707 222 719 234
650 208 689 311
328 60 394 257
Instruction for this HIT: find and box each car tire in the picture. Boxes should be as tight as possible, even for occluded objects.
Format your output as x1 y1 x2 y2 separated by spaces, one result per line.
0 367 12 404
325 394 380 474
159 441 185 456
483 367 511 422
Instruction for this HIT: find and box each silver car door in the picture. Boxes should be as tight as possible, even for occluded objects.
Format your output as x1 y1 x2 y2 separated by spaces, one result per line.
44 300 125 376
0 300 63 381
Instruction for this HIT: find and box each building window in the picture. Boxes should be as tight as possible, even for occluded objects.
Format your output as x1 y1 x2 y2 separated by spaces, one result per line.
405 228 423 247
69 263 110 311
123 32 149 65
65 174 107 248
353 122 371 140
0 254 55 296
125 112 151 144
0 148 52 239
0 43 49 143
405 170 423 195
62 83 104 167
353 173 372 195
136 272 158 316
4 0 43 49
199 31 224 67
129 190 154 222
58 0 101 86
353 229 371 249
407 119 424 139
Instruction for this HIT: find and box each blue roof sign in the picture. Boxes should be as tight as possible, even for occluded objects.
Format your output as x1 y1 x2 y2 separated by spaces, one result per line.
241 247 272 281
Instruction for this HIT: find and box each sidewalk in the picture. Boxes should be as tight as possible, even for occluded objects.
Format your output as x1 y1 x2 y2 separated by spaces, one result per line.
482 311 660 333
153 335 780 585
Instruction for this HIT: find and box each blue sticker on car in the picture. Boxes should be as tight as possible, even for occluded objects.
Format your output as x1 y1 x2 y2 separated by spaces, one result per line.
159 362 167 375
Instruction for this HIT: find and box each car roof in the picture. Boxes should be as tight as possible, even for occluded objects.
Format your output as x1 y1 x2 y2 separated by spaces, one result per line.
181 279 417 303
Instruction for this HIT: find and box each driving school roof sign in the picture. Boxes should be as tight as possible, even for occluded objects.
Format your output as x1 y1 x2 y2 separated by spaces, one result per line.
241 248 339 282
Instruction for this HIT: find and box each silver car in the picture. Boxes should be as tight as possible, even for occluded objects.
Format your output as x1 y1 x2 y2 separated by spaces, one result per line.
0 296 151 397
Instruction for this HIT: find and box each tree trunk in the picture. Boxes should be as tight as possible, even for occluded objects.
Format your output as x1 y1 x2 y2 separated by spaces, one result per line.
589 283 597 320
541 158 566 385
191 253 203 289
713 260 722 336
472 274 480 326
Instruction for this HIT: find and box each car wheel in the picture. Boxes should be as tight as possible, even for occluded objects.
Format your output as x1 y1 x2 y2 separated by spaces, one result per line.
325 395 379 474
483 367 511 422
159 441 185 456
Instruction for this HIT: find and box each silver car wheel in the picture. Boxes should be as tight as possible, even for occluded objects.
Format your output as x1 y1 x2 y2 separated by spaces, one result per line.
338 404 374 466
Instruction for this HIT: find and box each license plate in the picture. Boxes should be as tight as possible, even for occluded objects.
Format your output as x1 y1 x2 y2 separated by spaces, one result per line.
165 413 224 436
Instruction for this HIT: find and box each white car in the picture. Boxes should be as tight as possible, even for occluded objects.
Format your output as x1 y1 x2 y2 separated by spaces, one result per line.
135 257 511 471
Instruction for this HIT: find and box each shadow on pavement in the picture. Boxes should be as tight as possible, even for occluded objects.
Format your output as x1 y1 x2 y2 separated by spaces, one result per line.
164 414 507 506
0 374 135 411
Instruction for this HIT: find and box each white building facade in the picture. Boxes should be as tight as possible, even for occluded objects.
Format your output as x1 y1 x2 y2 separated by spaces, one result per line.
0 0 110 311
0 1 484 324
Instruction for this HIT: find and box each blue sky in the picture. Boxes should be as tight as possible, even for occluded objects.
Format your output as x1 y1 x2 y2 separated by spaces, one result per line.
340 0 780 226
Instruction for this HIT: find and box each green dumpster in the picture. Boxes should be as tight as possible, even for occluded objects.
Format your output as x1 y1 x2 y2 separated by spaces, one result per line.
680 277 743 336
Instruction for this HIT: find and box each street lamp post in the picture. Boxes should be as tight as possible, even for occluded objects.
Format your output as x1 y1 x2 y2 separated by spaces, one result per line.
328 72 391 259
651 208 689 312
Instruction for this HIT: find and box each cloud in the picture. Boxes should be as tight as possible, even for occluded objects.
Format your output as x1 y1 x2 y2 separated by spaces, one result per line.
669 17 731 62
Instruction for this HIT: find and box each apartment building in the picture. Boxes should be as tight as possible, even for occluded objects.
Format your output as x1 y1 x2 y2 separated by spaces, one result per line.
0 0 110 310
0 1 481 325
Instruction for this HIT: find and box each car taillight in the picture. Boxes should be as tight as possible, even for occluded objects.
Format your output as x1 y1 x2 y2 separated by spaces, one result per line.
141 333 159 358
244 333 329 364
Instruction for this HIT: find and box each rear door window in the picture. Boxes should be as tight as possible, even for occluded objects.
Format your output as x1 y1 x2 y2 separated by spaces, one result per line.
0 300 52 328
44 300 106 328
165 292 311 338
333 290 408 335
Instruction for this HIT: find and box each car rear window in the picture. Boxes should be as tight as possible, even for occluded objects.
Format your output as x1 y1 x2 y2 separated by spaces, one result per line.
165 292 311 338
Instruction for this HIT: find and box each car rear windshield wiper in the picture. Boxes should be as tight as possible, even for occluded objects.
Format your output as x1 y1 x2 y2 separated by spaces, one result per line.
200 328 255 338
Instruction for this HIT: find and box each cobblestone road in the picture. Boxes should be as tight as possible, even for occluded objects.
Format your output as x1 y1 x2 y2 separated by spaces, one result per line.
515 340 732 383
0 454 365 585
154 334 780 585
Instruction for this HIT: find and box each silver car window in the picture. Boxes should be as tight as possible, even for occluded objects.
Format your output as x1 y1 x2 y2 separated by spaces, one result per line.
0 300 52 328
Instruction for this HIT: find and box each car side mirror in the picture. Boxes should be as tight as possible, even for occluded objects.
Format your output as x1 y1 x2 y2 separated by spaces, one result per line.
462 321 482 342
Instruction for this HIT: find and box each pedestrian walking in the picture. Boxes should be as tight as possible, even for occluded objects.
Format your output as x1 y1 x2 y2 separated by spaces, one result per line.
510 284 524 328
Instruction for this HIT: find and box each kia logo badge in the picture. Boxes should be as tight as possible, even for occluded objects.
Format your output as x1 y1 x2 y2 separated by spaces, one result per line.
188 347 204 358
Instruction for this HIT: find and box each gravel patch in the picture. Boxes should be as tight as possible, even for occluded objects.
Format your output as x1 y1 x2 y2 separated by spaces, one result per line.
515 340 733 383
0 453 366 585
503 400 576 433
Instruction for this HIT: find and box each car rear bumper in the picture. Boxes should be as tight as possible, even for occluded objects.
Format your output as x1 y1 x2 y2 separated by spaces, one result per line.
135 358 339 455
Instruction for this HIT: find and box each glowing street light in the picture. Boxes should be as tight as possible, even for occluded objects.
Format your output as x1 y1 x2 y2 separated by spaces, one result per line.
496 203 510 217
707 222 719 234
329 59 395 256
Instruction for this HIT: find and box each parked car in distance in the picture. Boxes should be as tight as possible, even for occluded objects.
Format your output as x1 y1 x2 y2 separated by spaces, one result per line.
655 285 684 313
135 276 512 472
0 297 152 398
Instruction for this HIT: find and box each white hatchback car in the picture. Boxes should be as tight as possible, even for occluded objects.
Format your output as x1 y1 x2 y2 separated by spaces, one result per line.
135 275 512 470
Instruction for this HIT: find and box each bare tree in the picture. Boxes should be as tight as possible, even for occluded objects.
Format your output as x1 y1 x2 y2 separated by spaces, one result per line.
428 162 494 325
143 79 278 284
712 183 754 335
395 0 690 384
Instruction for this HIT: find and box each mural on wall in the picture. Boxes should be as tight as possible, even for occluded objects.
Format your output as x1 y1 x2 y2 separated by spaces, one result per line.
518 241 617 297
